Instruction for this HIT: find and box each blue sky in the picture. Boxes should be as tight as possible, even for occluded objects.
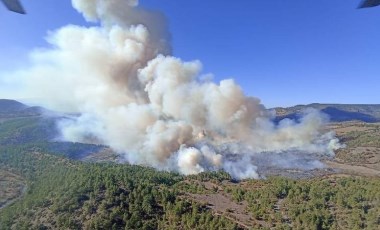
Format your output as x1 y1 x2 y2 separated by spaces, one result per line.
0 0 379 107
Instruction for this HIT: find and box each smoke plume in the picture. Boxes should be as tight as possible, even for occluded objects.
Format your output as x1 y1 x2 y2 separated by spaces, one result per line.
0 0 342 179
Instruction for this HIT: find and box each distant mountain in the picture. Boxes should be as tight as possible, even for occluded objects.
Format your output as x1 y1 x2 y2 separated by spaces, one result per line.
0 99 42 118
0 99 26 111
2 99 380 123
274 104 380 123
0 99 104 160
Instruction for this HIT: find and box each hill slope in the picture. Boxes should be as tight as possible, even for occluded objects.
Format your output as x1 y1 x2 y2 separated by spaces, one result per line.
275 103 380 122
0 99 42 118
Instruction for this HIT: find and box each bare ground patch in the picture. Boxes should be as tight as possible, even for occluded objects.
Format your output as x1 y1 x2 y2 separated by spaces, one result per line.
0 169 26 209
182 180 272 229
325 160 380 177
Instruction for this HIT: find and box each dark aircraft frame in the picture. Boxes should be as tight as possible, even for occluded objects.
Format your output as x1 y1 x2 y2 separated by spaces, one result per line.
1 0 25 14
358 0 380 8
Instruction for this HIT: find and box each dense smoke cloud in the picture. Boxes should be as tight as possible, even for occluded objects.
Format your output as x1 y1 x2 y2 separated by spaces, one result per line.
0 0 342 179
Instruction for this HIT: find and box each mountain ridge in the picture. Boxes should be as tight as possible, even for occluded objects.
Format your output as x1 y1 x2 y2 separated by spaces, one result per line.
2 99 380 122
274 103 380 122
0 99 43 118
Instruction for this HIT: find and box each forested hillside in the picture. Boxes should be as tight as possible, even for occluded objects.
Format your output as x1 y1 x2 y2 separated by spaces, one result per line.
0 145 239 229
1 144 379 229
1 100 380 229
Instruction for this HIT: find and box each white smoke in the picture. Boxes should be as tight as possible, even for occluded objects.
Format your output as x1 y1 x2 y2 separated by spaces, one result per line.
0 0 343 179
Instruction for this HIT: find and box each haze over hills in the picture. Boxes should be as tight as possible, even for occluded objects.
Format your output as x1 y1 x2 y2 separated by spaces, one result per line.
274 103 380 123
0 99 105 160
0 99 43 119
2 98 379 169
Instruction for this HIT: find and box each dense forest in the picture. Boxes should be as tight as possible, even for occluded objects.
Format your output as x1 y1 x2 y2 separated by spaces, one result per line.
1 143 379 229
0 144 238 229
